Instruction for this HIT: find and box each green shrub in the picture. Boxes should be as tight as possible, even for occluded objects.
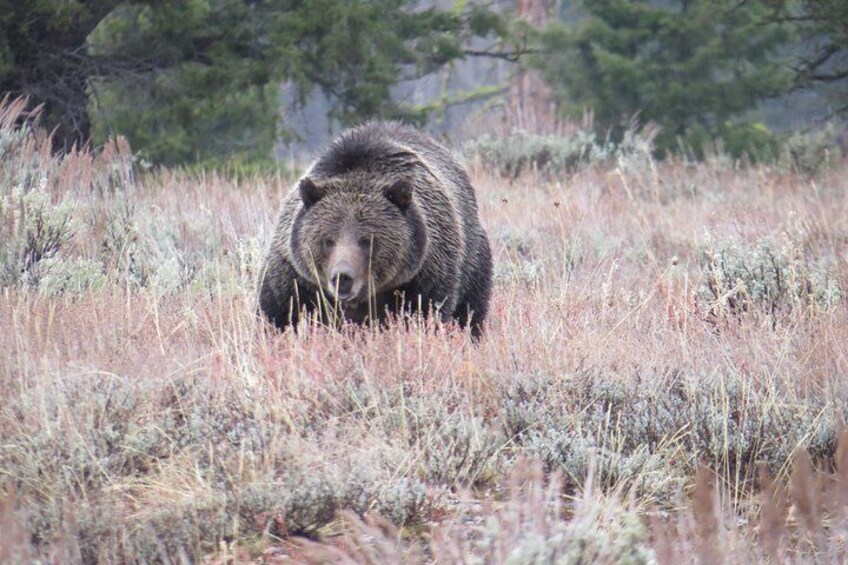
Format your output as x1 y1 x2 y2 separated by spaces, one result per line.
720 122 781 163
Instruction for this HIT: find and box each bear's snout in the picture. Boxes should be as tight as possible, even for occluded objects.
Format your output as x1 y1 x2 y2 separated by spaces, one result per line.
327 244 367 302
330 270 355 298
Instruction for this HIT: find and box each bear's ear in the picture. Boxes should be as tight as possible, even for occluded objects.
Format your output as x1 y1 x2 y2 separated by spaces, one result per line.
299 177 324 207
384 180 413 211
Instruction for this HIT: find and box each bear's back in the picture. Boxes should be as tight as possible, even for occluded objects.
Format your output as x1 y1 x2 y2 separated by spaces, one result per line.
307 123 467 189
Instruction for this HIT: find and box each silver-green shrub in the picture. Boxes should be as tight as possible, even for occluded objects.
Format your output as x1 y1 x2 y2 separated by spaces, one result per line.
698 238 841 320
466 129 598 179
782 122 844 176
0 177 76 287
465 123 657 179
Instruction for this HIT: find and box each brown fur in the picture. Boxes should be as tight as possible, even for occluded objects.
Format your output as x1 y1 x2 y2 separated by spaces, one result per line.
258 122 492 336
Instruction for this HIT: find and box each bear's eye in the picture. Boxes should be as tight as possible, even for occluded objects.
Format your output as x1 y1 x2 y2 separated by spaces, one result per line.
321 238 335 251
358 236 374 249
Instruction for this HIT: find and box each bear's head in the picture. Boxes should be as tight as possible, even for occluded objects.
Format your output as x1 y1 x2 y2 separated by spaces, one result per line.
289 173 428 307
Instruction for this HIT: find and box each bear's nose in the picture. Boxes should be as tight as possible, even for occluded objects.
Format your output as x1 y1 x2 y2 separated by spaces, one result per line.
331 271 355 299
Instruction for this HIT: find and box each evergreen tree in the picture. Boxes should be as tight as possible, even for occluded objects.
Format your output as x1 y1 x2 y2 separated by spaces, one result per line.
772 0 848 115
0 1 120 152
0 1 503 165
530 1 792 157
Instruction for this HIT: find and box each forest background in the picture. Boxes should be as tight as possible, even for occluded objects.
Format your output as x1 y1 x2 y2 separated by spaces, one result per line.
2 0 846 168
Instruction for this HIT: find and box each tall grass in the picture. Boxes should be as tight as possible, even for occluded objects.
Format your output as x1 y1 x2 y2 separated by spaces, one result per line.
1 97 847 562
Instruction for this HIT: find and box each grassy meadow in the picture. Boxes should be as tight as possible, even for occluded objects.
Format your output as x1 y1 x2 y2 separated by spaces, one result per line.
2 99 848 563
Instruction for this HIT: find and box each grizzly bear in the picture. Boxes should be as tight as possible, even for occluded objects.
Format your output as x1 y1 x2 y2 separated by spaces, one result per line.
258 121 492 336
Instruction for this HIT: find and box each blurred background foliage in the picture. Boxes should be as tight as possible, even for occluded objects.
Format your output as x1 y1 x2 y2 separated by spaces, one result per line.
0 0 845 168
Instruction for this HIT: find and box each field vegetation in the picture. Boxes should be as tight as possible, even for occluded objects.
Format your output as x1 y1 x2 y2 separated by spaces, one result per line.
1 99 847 563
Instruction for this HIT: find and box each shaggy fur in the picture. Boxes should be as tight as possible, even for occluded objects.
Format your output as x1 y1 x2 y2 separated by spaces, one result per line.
258 121 492 336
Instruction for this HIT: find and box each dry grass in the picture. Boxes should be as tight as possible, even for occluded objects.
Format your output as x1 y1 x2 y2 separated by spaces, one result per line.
1 99 847 562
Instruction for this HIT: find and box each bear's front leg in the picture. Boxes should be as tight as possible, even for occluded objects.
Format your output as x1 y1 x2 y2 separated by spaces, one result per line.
258 255 315 330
